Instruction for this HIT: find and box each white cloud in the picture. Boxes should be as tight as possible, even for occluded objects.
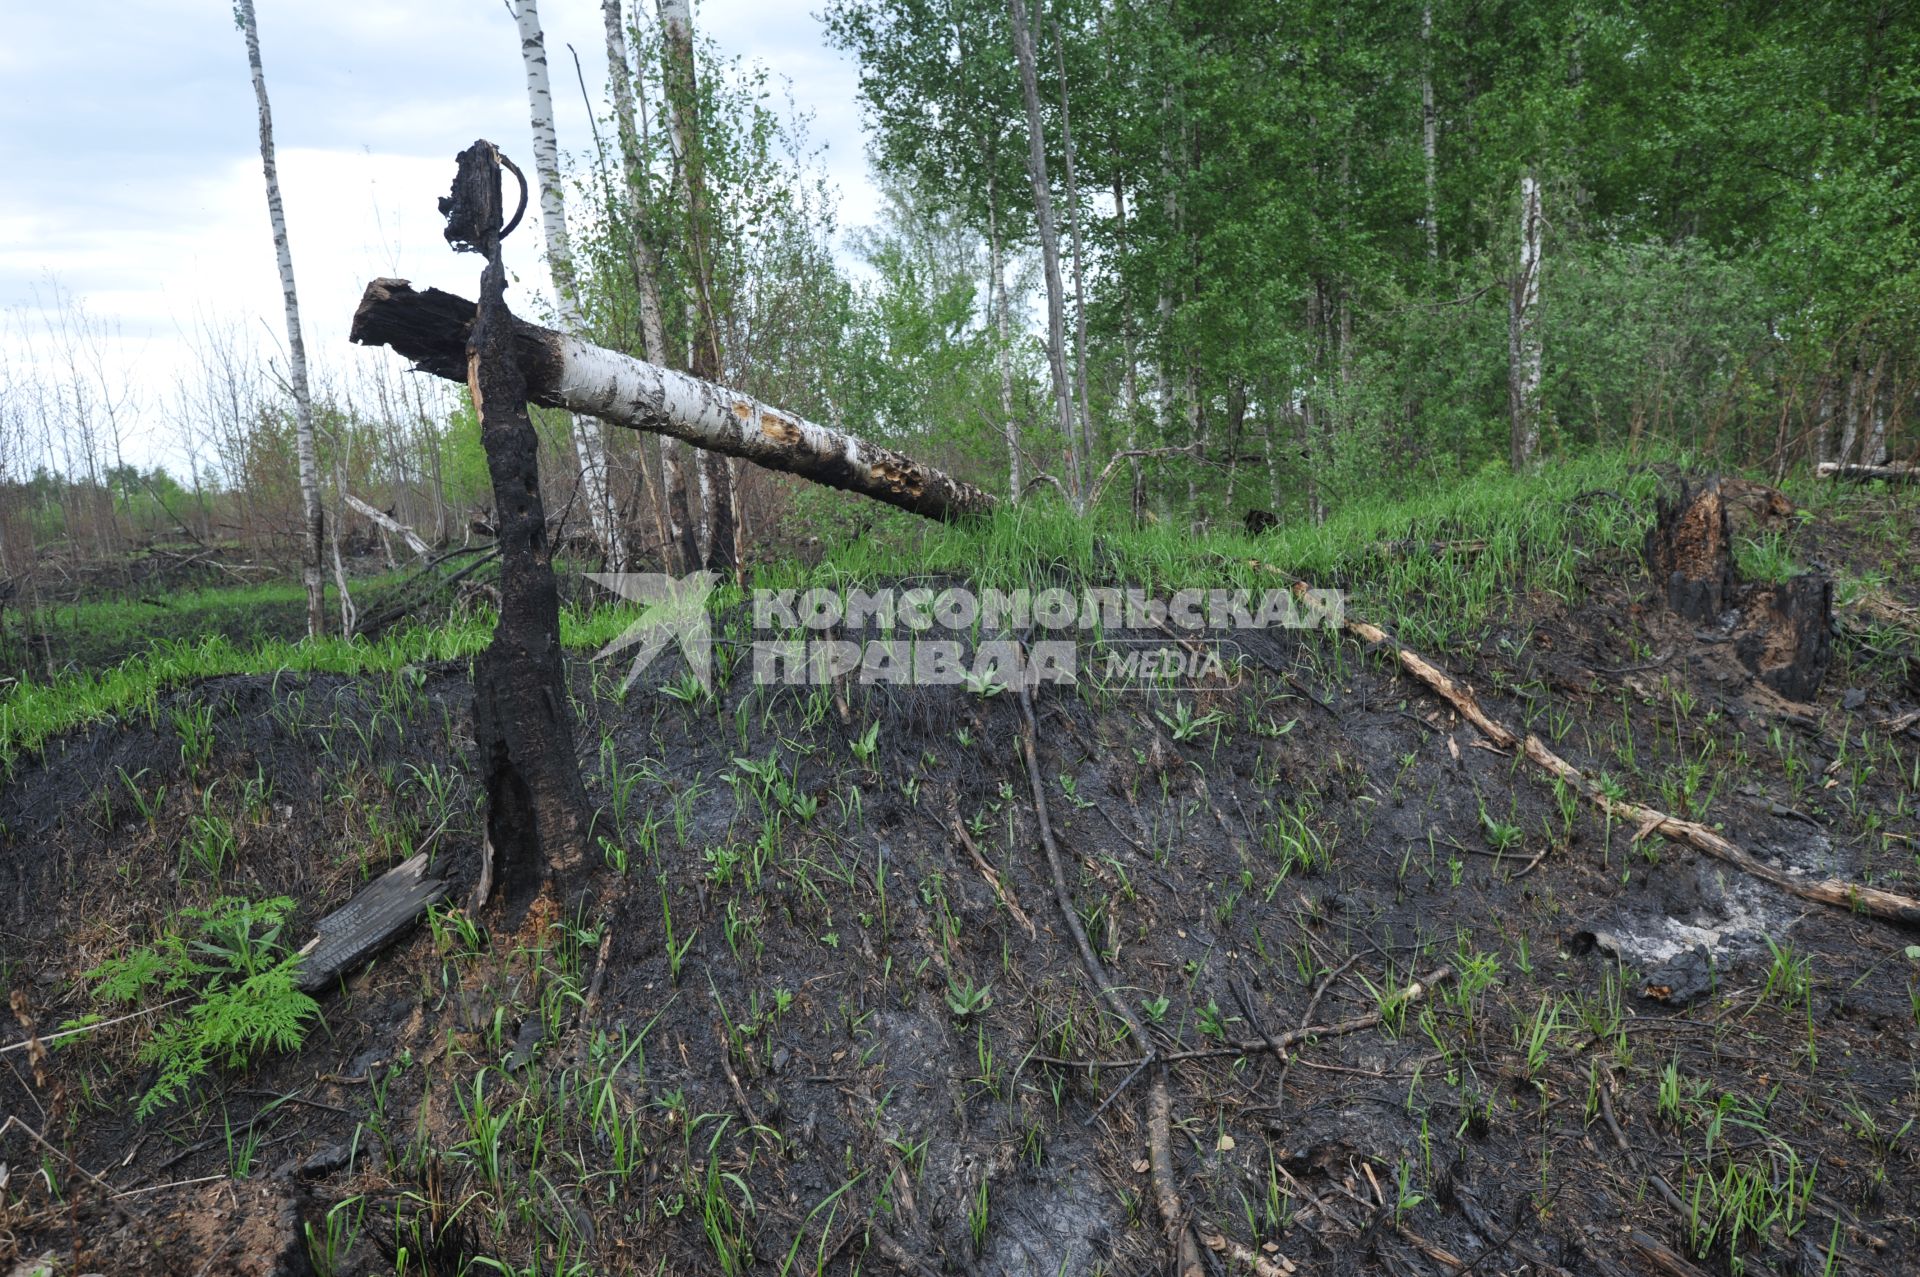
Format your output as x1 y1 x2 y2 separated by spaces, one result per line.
1 0 881 471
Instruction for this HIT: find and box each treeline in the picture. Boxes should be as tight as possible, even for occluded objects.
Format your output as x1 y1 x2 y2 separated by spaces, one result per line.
4 1 1914 614
822 0 1919 520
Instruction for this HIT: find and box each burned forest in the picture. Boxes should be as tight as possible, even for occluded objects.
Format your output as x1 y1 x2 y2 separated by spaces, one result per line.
3 3 1920 1276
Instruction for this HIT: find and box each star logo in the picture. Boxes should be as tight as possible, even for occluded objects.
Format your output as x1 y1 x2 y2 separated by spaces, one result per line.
587 571 719 692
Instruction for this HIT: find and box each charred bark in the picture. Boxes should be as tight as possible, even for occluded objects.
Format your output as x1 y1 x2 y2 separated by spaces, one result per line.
441 142 591 916
1646 476 1834 702
1735 575 1833 703
352 279 997 524
1643 477 1736 622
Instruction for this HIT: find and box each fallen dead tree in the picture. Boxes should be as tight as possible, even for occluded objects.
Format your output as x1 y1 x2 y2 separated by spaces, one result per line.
1251 569 1920 929
1816 460 1919 484
351 279 996 523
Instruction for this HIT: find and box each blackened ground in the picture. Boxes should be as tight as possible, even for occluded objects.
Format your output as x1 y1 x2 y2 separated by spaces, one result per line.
2 489 1918 1277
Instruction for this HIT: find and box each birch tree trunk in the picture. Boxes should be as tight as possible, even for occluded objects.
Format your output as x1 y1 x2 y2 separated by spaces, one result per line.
657 0 740 574
1052 20 1097 475
1836 357 1862 468
986 163 1022 498
602 0 695 571
1421 2 1438 263
236 0 325 637
1113 179 1143 525
511 0 628 572
1863 355 1889 465
1507 173 1543 471
352 278 996 522
1008 0 1082 503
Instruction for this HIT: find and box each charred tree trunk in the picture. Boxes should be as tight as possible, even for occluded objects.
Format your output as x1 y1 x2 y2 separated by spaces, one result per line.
1645 476 1834 702
353 279 997 523
441 142 590 916
1735 576 1833 703
1643 477 1736 622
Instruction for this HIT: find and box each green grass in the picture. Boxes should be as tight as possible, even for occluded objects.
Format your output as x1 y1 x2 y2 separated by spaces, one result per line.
766 447 1664 649
0 449 1671 764
16 572 415 667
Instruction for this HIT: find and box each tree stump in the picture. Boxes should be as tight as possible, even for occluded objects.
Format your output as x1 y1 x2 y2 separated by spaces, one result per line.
1644 476 1835 704
1643 478 1735 622
1735 575 1833 703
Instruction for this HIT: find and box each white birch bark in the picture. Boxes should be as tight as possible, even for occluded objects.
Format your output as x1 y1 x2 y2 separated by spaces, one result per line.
657 0 739 572
236 0 324 637
1421 2 1438 263
1008 0 1082 503
350 278 998 522
1508 173 1543 470
512 0 628 571
1113 178 1143 523
603 0 689 570
1052 20 1097 475
987 164 1022 497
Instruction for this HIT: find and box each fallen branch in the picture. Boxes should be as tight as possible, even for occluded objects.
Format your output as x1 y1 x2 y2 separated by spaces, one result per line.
0 1115 113 1195
1246 566 1920 929
1015 675 1203 1276
352 278 995 523
1035 968 1454 1070
344 494 432 558
0 996 190 1056
949 816 1036 940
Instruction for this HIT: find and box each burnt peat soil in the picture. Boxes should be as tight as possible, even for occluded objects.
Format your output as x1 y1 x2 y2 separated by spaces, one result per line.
3 477 1918 1277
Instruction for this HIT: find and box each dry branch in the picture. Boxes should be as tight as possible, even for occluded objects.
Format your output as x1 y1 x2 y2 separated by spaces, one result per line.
1248 569 1920 928
352 279 996 523
343 494 430 558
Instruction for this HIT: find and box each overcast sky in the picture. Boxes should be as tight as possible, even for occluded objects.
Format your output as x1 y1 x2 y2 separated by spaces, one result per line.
0 0 880 469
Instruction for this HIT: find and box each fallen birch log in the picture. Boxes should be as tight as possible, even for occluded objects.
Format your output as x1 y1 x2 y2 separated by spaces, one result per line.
1244 566 1920 929
1816 461 1920 484
344 494 431 558
351 278 997 523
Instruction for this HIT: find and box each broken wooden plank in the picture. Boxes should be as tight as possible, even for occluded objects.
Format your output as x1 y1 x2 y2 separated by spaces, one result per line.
295 852 448 992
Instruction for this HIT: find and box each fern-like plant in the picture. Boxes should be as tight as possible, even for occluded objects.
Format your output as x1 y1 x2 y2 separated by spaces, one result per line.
81 895 319 1118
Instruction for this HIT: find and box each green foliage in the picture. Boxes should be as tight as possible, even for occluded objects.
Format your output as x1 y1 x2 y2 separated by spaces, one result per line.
80 896 319 1119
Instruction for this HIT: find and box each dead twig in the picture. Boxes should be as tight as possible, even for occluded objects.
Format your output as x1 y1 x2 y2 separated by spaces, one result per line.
1017 673 1203 1276
0 1115 113 1194
948 816 1036 940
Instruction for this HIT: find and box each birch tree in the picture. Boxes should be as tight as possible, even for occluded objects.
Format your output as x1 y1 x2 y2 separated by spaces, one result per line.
1421 2 1438 263
1508 172 1543 469
602 0 698 572
510 0 628 571
235 0 324 637
657 0 740 574
1008 0 1082 502
1052 19 1097 478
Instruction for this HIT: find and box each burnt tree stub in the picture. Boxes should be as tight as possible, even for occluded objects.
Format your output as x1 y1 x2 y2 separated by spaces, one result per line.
1734 574 1834 703
444 140 591 916
1644 477 1736 622
1644 475 1835 704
